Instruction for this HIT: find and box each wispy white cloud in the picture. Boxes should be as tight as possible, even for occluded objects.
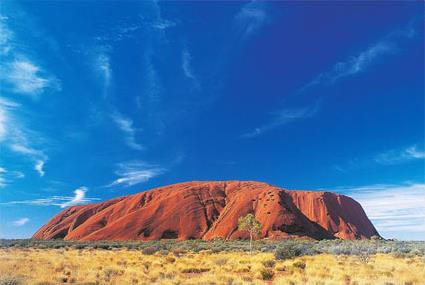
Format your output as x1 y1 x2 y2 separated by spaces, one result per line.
374 145 425 165
0 167 6 188
1 17 60 96
108 161 166 187
93 12 175 43
0 167 24 188
35 160 45 177
345 183 425 239
0 106 7 141
90 3 172 134
147 1 176 40
300 26 416 92
59 186 89 208
151 18 176 31
111 111 143 150
2 58 61 96
12 217 29 226
9 141 48 176
234 1 269 40
182 47 200 89
301 43 396 92
241 103 319 138
1 186 99 208
142 48 163 109
98 53 111 86
0 15 55 177
10 143 44 158
0 99 48 176
134 6 170 131
242 23 417 139
0 15 13 55
0 97 20 108
93 48 112 97
331 144 425 174
0 70 21 145
0 15 60 97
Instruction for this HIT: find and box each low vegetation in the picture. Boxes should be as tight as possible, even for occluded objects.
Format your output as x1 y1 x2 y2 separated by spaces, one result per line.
0 239 424 284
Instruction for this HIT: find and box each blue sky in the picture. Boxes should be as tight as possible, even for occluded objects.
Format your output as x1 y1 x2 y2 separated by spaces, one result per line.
0 1 424 240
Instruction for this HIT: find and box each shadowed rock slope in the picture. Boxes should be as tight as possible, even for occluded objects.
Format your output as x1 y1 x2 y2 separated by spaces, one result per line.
33 181 379 241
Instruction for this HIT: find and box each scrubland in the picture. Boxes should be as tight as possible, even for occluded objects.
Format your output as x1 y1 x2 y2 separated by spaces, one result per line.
0 239 424 285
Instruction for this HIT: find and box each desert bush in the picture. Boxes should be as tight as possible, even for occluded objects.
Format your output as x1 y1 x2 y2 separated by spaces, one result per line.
103 267 122 282
165 256 176 263
159 249 169 255
392 252 408 258
142 246 160 255
172 248 187 257
259 268 274 280
214 257 228 266
292 260 306 270
180 267 210 273
359 252 370 263
262 259 275 268
324 240 377 256
274 243 303 260
0 275 23 285
72 244 85 250
92 243 111 250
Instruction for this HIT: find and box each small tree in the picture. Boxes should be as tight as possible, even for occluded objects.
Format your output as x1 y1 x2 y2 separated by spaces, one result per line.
238 213 261 254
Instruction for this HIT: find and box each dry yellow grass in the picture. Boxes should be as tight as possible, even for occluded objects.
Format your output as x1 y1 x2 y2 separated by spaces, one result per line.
0 248 424 285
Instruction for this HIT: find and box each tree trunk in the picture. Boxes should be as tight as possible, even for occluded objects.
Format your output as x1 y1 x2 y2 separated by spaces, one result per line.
249 231 253 254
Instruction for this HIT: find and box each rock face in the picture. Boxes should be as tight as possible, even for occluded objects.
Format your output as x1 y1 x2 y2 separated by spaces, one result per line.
33 181 379 241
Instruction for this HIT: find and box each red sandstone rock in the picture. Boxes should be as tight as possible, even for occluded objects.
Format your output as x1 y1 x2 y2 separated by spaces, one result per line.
33 181 379 241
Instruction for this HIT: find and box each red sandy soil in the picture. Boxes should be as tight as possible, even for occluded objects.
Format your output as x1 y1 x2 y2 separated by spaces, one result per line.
33 181 379 241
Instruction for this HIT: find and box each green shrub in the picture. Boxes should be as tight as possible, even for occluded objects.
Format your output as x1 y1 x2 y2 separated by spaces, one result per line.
172 248 187 257
159 249 169 256
142 246 158 255
274 243 303 260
